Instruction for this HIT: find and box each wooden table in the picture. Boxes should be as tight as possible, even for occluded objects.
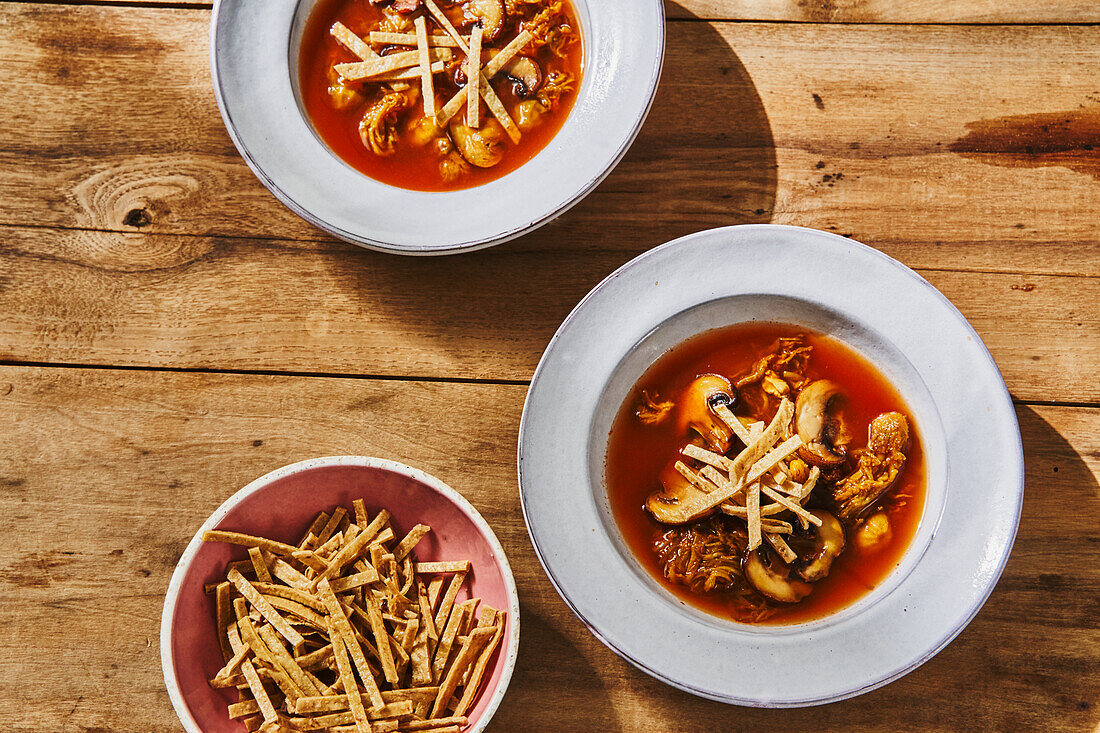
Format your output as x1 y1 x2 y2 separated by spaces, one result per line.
1 0 1098 730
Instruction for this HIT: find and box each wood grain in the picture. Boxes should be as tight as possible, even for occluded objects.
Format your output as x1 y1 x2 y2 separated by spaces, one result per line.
1 5 1099 261
663 0 1100 23
0 366 1096 732
17 0 1100 24
1 224 1097 401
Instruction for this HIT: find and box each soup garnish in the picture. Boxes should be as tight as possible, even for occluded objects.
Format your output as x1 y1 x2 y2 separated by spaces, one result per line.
605 324 925 624
299 0 583 191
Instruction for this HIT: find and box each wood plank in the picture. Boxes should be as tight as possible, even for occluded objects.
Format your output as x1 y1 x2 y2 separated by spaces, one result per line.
17 0 1100 24
1 6 1098 263
0 366 1096 731
1 224 1097 402
663 0 1100 23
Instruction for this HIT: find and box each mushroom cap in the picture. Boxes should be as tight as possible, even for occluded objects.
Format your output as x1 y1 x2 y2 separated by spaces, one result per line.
644 462 710 525
792 509 845 582
744 548 813 603
676 374 735 453
795 379 848 467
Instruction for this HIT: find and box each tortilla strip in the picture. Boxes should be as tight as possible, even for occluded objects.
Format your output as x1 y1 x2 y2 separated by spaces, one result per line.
240 660 278 724
682 444 734 473
433 572 466 631
267 553 312 589
794 465 821 501
264 595 327 630
332 21 380 61
245 546 273 585
433 30 532 127
423 0 470 54
293 550 330 573
729 398 794 481
363 592 399 685
416 561 471 575
427 578 444 609
483 29 534 78
745 435 805 485
294 688 437 715
720 501 790 519
315 507 347 547
393 524 431 563
257 624 322 696
712 402 756 445
252 582 326 613
454 615 501 714
402 718 468 731
228 699 260 719
360 510 392 544
414 16 435 117
410 615 433 685
765 532 798 563
311 527 379 590
300 512 329 550
294 643 333 671
318 579 385 708
759 517 794 534
369 31 462 47
431 626 494 717
215 582 234 662
746 482 762 550
228 569 305 647
674 461 720 493
238 617 303 702
203 530 298 557
335 50 446 82
432 599 473 683
330 626 372 733
329 568 380 592
761 485 822 527
353 499 369 528
466 24 482 127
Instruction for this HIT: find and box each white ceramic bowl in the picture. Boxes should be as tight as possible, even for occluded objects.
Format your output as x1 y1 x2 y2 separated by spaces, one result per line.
209 0 664 254
161 456 520 732
518 225 1024 706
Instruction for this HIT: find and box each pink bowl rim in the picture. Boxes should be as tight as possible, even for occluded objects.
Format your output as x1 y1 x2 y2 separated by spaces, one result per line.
160 455 521 733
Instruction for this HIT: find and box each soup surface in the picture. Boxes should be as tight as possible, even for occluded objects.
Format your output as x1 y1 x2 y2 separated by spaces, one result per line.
299 0 583 191
605 323 926 625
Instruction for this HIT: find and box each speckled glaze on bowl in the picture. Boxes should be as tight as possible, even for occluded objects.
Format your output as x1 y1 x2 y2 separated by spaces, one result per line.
161 456 519 732
209 0 664 254
518 225 1024 707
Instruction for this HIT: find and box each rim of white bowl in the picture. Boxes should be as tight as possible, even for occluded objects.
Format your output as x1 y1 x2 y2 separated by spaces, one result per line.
161 455 520 732
517 224 1025 707
208 0 665 255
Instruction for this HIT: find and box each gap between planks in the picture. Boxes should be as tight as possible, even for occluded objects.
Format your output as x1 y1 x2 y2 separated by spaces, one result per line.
2 223 1096 282
1 359 1097 410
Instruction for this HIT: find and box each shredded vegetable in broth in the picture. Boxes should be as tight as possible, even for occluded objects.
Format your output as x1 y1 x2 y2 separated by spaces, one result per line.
605 323 926 625
299 0 583 191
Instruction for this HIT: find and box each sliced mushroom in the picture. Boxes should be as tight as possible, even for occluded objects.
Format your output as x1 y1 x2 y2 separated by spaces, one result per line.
644 462 711 525
676 375 736 453
464 0 506 41
503 56 542 98
795 379 848 467
791 510 845 582
744 548 812 603
448 119 506 167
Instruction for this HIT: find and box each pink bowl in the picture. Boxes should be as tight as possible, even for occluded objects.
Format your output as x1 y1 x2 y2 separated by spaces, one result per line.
160 456 520 733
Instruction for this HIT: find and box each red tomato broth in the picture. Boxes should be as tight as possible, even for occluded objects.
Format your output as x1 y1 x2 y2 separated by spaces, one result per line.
604 322 926 625
298 0 583 192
